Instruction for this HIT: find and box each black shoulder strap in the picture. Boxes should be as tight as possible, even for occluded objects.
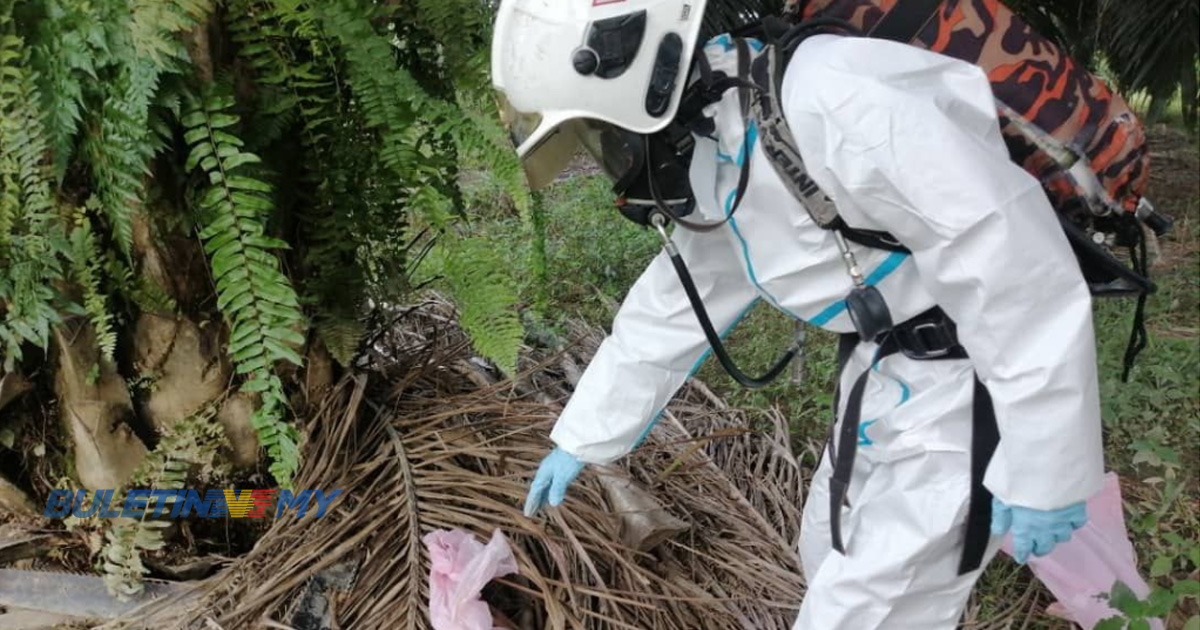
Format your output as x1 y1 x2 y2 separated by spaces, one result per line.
868 0 943 43
749 36 911 254
750 46 842 228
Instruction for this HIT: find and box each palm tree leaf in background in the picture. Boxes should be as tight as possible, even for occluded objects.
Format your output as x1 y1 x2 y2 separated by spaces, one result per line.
1099 0 1199 100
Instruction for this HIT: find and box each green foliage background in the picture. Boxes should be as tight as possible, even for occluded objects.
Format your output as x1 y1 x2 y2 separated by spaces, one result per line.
0 0 531 479
0 0 532 596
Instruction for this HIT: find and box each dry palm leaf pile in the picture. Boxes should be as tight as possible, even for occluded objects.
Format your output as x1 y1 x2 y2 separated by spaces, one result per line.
109 300 810 629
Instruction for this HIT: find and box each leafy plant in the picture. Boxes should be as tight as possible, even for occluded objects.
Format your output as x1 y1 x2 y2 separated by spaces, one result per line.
102 405 227 599
182 88 305 486
66 203 117 360
1097 580 1198 630
0 12 69 371
3 0 549 593
1096 0 1199 125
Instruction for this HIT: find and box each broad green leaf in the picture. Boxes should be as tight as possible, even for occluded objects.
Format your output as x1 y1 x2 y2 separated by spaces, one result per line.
208 113 240 129
1110 581 1142 614
1151 556 1174 577
235 354 272 375
197 185 228 211
212 131 245 147
232 343 265 364
1175 579 1200 598
245 235 290 250
181 111 206 128
241 377 272 393
1146 588 1176 616
183 127 209 146
201 228 239 254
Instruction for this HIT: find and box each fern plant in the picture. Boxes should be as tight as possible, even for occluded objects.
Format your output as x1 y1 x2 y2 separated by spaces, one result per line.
66 203 118 361
183 89 305 486
315 0 526 370
0 16 69 371
102 404 226 598
4 0 544 574
29 0 103 182
227 0 367 364
443 238 524 373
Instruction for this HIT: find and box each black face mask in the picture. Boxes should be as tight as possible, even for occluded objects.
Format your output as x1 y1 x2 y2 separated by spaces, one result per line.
577 119 697 227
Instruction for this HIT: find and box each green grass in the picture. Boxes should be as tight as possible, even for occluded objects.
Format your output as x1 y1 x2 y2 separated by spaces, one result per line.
470 165 1200 627
462 172 660 327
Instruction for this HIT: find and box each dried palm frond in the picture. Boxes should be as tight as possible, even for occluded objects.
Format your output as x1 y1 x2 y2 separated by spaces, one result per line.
109 299 807 629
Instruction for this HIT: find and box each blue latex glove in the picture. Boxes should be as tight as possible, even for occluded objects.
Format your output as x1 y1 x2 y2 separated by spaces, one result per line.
523 448 586 517
991 498 1088 564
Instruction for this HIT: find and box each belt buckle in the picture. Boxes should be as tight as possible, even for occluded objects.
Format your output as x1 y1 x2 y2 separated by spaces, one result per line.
901 322 953 360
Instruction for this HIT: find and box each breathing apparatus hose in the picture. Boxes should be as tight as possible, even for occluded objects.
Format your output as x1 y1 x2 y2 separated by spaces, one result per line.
651 213 798 389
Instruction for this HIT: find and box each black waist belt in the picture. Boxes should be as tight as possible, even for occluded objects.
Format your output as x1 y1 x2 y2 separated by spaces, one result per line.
828 307 999 576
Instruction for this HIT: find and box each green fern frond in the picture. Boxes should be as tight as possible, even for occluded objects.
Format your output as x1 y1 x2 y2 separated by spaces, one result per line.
103 406 225 599
104 251 177 315
456 95 533 219
28 0 106 182
314 0 528 369
316 0 452 179
77 0 208 256
130 0 213 70
81 59 160 255
227 0 338 148
444 237 523 374
410 0 493 81
229 1 375 363
66 205 117 361
314 314 363 366
102 519 160 600
265 0 325 42
183 88 305 487
0 21 70 371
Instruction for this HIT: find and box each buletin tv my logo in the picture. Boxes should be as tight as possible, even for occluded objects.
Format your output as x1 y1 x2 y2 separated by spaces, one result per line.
43 489 343 519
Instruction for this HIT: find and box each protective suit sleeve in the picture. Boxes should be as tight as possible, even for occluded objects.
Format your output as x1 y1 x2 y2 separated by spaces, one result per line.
550 227 758 464
782 36 1105 510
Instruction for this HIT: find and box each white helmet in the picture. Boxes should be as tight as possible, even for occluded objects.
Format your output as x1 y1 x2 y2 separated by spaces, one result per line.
492 0 710 189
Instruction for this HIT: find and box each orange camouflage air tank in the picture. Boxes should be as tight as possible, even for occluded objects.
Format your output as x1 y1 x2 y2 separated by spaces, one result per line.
783 0 1149 219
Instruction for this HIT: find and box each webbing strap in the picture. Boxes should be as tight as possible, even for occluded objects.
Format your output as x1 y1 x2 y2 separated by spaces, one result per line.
868 0 943 43
829 329 999 576
826 333 861 461
959 376 1000 574
829 337 902 554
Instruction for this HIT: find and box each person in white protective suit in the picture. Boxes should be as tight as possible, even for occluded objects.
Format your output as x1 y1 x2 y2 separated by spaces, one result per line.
492 1 1105 628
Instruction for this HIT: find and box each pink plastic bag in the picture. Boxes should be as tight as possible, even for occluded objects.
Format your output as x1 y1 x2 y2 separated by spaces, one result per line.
1000 473 1164 630
424 528 519 630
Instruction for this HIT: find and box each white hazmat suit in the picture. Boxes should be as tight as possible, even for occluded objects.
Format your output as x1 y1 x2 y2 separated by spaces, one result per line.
548 34 1105 629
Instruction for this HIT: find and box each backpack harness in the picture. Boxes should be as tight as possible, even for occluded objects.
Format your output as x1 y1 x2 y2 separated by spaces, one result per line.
643 3 1166 575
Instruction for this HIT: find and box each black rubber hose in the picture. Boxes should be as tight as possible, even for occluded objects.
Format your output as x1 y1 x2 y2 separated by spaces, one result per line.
664 247 796 389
